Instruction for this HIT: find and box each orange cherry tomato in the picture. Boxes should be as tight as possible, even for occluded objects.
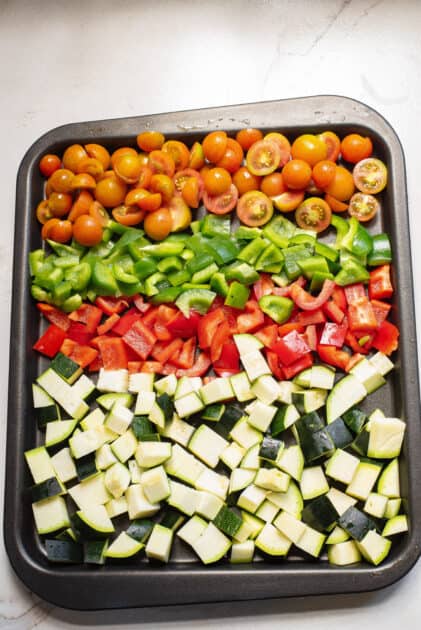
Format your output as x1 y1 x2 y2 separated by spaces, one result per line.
324 193 348 213
85 144 111 170
70 173 97 190
216 138 244 173
48 192 73 217
162 140 190 171
202 131 228 163
169 197 192 231
203 167 232 196
150 174 175 204
272 190 305 213
312 160 337 189
324 165 355 201
203 184 238 215
68 190 94 222
62 144 87 172
200 165 211 179
189 142 205 170
112 205 145 226
232 166 262 195
125 188 149 207
182 177 201 208
111 147 138 168
348 192 380 222
260 172 287 197
48 169 75 193
291 134 327 167
295 197 331 233
95 176 127 208
173 168 203 194
247 139 281 176
113 153 143 184
73 214 103 246
136 131 165 152
137 192 162 212
236 191 273 227
36 200 53 224
137 165 153 189
89 201 110 227
41 218 73 243
149 150 175 177
76 157 104 179
236 128 263 151
282 159 312 190
353 158 387 194
341 134 373 164
264 132 291 167
318 131 341 162
39 154 61 177
144 207 172 240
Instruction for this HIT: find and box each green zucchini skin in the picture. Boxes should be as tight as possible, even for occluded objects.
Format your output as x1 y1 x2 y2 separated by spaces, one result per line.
326 418 353 449
30 477 63 503
45 539 83 563
339 506 377 541
302 495 339 532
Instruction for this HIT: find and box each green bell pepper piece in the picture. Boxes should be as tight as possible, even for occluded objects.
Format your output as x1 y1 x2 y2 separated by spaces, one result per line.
258 295 294 324
65 262 92 291
297 255 330 279
235 226 262 240
175 289 216 316
29 249 45 276
335 259 370 286
263 216 296 248
207 236 239 265
157 256 183 274
61 294 83 313
331 215 349 249
190 220 202 234
237 238 268 265
127 237 150 261
91 261 118 295
289 233 316 248
113 263 138 284
314 241 339 262
88 240 115 259
144 272 167 296
150 287 182 304
342 217 373 262
134 257 158 280
191 263 219 285
186 253 215 275
367 233 392 265
53 255 80 269
52 281 72 303
181 283 211 290
117 281 144 297
210 272 229 297
310 271 334 292
35 264 64 291
224 282 250 309
181 248 194 262
272 272 289 287
283 246 312 281
168 269 191 287
143 242 185 257
223 261 259 285
47 240 81 258
31 284 50 302
201 214 231 238
255 244 284 271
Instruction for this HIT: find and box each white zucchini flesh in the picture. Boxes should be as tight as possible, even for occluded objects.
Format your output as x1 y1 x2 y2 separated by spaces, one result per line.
230 371 255 402
188 425 228 468
125 484 161 520
246 400 277 432
251 375 281 405
195 490 224 520
255 468 290 493
241 350 271 382
25 447 55 484
230 418 263 450
145 524 173 562
105 496 128 519
346 461 382 501
32 496 70 535
194 468 229 500
68 473 111 509
105 532 144 558
177 515 208 546
377 459 400 498
135 442 172 469
200 378 233 404
299 466 329 500
230 540 255 563
325 449 360 485
367 417 406 459
357 530 392 566
266 480 304 518
96 444 118 471
105 403 134 435
77 504 115 535
273 510 306 544
128 372 154 394
192 523 231 564
328 540 362 565
255 523 292 556
295 524 326 558
166 480 198 516
256 499 279 523
326 374 366 424
51 447 78 483
160 415 195 447
276 445 304 482
110 429 138 463
174 391 204 418
237 484 267 513
45 420 78 448
364 493 388 518
96 368 128 393
220 442 245 470
326 487 357 516
154 373 177 397
164 444 205 485
382 514 408 537
104 462 131 499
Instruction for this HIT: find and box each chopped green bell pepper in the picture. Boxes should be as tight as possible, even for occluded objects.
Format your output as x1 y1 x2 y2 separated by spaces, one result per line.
143 241 185 258
31 284 50 302
263 216 296 248
201 214 231 238
310 271 334 292
29 249 45 276
237 238 268 265
314 241 339 262
134 257 158 280
259 295 294 324
335 259 370 286
61 294 83 313
235 226 262 240
207 236 239 265
298 255 330 279
210 272 229 297
255 244 284 271
187 253 215 275
168 269 191 287
175 288 216 316
283 246 312 281
224 282 250 309
191 263 219 285
367 233 392 266
35 264 64 291
223 261 259 285
65 262 91 291
91 261 118 295
157 256 183 274
150 287 182 304
331 215 349 249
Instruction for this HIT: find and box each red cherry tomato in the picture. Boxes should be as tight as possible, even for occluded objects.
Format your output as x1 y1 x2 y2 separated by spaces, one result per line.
295 197 332 233
348 193 380 222
246 139 282 176
203 183 239 215
39 154 61 177
318 131 341 162
236 191 274 227
353 158 387 194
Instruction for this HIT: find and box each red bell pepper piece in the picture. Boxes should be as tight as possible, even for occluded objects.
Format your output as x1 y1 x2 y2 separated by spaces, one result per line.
265 349 284 380
319 322 348 348
123 321 157 360
369 265 393 300
36 303 70 331
166 311 201 339
88 355 103 372
344 283 366 305
128 361 143 373
272 330 311 366
97 313 120 336
303 324 318 351
69 304 103 334
198 308 226 349
141 361 164 373
371 320 399 355
95 296 130 315
33 324 67 358
111 308 142 336
272 276 306 297
213 340 240 377
96 336 128 370
60 338 98 368
253 274 275 300
282 353 313 379
255 325 278 348
152 338 183 364
176 352 211 377
170 338 197 369
211 321 231 363
297 308 326 326
236 301 265 333
322 299 345 324
133 295 151 313
348 297 378 333
153 321 173 341
278 322 305 337
290 279 335 310
317 344 349 371
345 330 369 355
332 286 347 312
141 306 159 327
160 363 178 375
371 299 391 326
66 321 94 345
345 353 366 373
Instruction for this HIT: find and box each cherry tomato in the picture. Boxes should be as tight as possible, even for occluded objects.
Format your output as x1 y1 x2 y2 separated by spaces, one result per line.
68 190 94 221
111 147 138 168
144 207 172 240
282 159 312 190
272 190 305 213
189 142 205 170
353 158 387 194
113 153 143 184
39 154 61 177
324 165 355 201
318 131 341 162
173 168 203 194
149 150 175 177
162 140 190 171
182 177 201 208
236 128 263 151
41 218 73 243
203 167 232 195
137 192 162 212
85 143 111 170
200 165 211 179
348 193 380 222
341 134 373 163
112 205 145 226
324 193 348 213
125 187 149 207
136 131 165 152
291 134 327 167
48 169 75 193
246 139 281 176
137 165 153 189
232 166 262 195
236 191 273 227
150 174 175 204
89 201 110 227
260 172 287 197
202 131 228 163
137 153 150 167
295 197 331 233
48 192 73 217
62 144 87 172
95 176 127 208
264 132 291 166
70 173 97 190
312 160 337 189
216 138 244 173
76 157 104 179
73 214 103 246
36 200 53 224
169 197 192 231
203 183 239 215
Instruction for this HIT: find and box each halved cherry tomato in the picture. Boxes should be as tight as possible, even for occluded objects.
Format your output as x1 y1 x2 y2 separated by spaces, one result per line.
236 190 273 227
202 131 228 163
260 172 287 197
144 207 172 240
282 159 312 190
125 187 149 207
291 134 327 167
89 201 110 226
348 193 380 222
312 161 336 189
112 205 145 226
324 165 355 201
95 176 127 207
272 190 305 213
341 134 373 163
318 131 341 162
189 142 205 170
48 169 74 193
295 197 331 233
324 193 348 213
232 167 262 195
216 138 244 173
264 133 291 167
353 158 387 194
70 173 97 190
36 200 53 224
76 157 104 180
62 144 87 172
236 128 263 150
149 174 175 204
173 168 202 194
149 150 175 177
48 192 72 217
136 131 165 152
203 167 232 195
68 190 94 221
169 197 192 231
39 154 61 177
41 218 73 243
137 192 162 212
113 153 143 184
85 144 111 170
182 177 201 208
247 139 281 176
73 214 103 246
203 183 239 215
162 140 190 171
137 165 153 189
110 147 137 168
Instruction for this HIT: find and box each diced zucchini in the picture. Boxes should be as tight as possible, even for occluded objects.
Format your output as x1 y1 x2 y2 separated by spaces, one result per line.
51 447 77 483
192 523 231 564
309 366 336 390
357 529 391 565
385 498 402 519
45 539 83 564
230 371 255 402
96 392 133 410
134 391 156 415
255 499 279 523
346 460 382 501
177 515 208 546
128 459 143 484
237 484 267 513
188 425 228 468
32 495 70 535
104 462 131 499
364 492 388 518
230 541 255 563
96 368 129 393
69 428 103 459
367 417 405 459
106 496 128 519
255 468 290 493
292 388 327 414
273 510 306 544
126 484 161 520
25 447 55 483
128 372 154 393
326 487 357 516
80 408 106 431
196 490 224 520
326 526 350 545
302 495 339 532
299 466 329 500
295 524 326 558
349 357 386 394
71 374 96 401
338 505 376 541
141 465 170 503
174 391 204 418
194 468 229 500
251 375 281 405
241 443 260 470
154 373 178 397
96 443 118 471
233 333 263 355
68 473 110 509
220 442 245 470
377 459 400 498
110 429 138 463
159 414 194 447
230 417 263 449
325 449 360 485
369 351 394 376
73 504 115 538
255 523 292 556
51 352 82 384
103 403 134 436
213 505 243 537
135 441 172 469
174 376 202 400
75 452 98 481
328 540 361 565
105 532 144 558
145 524 173 562
45 420 78 448
247 400 277 432
382 514 408 537
165 444 205 485
276 445 304 482
271 404 300 436
32 383 61 427
200 378 233 404
30 477 65 503
326 374 367 424
240 511 265 539
37 369 89 420
240 350 271 382
267 480 304 518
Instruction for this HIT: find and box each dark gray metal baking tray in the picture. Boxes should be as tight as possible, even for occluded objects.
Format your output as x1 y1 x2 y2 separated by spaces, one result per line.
5 95 421 610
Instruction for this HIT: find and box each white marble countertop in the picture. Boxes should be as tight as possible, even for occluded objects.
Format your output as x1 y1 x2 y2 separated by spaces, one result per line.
1 1 421 627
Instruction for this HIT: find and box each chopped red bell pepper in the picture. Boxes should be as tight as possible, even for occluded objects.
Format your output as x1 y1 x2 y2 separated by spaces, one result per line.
132 295 151 313
141 306 160 327
369 265 393 300
166 311 201 339
128 361 143 373
160 363 178 375
95 296 130 315
345 353 366 373
111 308 142 336
282 353 313 379
371 299 391 326
210 320 231 363
319 322 348 348
213 340 240 376
317 344 349 370
265 349 284 380
97 313 120 336
170 338 196 369
272 330 311 366
152 338 183 364
198 308 226 349
37 303 70 331
322 299 345 324
141 361 164 373
123 320 157 360
236 300 265 333
332 286 347 312
297 308 326 326
303 324 318 351
60 338 98 368
348 297 378 333
66 321 94 345
278 322 305 337
176 352 211 377
345 330 369 355
96 336 128 370
69 304 102 334
290 279 335 310
344 283 366 305
272 276 306 297
371 320 399 355
153 321 173 341
254 324 278 348
253 274 275 300
33 324 67 358
88 355 103 372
